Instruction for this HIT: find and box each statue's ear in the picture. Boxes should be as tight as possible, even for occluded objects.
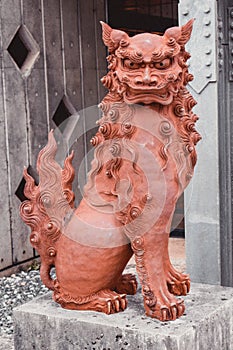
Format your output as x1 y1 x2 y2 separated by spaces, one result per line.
164 19 194 46
100 21 129 53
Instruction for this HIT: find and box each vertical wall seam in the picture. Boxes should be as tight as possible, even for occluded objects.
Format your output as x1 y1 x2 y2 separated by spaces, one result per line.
93 0 100 103
77 0 88 180
77 2 85 109
59 0 67 96
41 0 50 133
225 2 233 286
104 0 109 23
23 79 31 165
20 0 31 167
0 2 13 265
20 0 23 23
218 0 233 286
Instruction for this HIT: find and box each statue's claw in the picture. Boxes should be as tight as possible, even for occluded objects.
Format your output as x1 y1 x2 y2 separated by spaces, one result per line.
53 288 127 315
100 291 127 314
167 275 190 296
115 273 138 295
145 295 185 321
164 260 190 296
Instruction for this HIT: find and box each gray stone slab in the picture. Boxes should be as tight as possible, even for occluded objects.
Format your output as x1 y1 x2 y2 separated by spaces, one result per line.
179 1 221 286
13 283 233 350
0 334 14 350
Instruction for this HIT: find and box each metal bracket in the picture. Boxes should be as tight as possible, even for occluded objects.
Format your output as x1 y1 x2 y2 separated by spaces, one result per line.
228 7 233 81
179 0 217 94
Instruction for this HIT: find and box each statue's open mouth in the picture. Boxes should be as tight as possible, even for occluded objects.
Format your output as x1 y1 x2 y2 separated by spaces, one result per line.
123 87 173 105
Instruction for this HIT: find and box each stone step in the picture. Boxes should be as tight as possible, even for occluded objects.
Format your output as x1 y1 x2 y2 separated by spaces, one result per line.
13 283 233 350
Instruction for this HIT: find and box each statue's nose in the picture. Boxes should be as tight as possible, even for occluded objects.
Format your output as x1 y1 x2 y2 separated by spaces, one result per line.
135 67 158 86
143 67 151 85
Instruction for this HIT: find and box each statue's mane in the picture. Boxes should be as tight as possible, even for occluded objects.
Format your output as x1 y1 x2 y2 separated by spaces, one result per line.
85 22 201 203
99 43 201 165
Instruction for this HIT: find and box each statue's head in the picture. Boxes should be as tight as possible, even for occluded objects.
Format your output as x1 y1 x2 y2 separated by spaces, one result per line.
101 20 194 105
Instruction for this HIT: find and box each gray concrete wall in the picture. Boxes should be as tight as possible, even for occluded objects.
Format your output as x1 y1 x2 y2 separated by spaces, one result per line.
179 0 221 284
185 84 220 284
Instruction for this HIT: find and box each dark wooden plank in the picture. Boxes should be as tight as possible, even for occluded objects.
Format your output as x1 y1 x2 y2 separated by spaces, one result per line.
4 68 33 264
61 0 85 202
62 0 82 114
78 0 99 108
77 0 99 176
84 0 107 173
43 0 64 126
1 0 33 264
78 0 107 106
61 0 82 115
22 0 44 69
25 69 49 168
0 34 12 269
1 0 23 71
22 0 48 169
93 0 107 102
78 0 107 175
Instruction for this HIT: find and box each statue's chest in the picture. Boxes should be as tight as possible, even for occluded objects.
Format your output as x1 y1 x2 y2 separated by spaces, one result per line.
130 107 182 159
129 106 193 190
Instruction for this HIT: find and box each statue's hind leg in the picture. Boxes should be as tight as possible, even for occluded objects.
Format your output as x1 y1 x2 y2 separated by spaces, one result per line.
115 273 138 295
130 228 186 321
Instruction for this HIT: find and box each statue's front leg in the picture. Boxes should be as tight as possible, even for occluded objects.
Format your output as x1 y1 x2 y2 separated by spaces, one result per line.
164 244 190 296
131 230 185 321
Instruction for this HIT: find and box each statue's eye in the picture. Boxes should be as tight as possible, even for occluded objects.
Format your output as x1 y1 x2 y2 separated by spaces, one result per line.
154 58 171 69
123 59 140 69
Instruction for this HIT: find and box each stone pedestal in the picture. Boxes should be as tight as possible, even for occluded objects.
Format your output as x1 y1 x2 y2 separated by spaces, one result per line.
14 283 233 350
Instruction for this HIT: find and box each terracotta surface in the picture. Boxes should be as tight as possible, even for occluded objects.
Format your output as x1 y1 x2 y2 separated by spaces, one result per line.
20 20 201 321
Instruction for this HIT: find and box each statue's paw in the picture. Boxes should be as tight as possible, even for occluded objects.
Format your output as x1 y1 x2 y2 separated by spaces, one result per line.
94 289 128 315
167 276 190 296
146 296 185 321
115 273 138 295
53 288 127 314
165 265 190 296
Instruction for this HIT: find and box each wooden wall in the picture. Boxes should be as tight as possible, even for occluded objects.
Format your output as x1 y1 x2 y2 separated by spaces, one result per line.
0 0 107 273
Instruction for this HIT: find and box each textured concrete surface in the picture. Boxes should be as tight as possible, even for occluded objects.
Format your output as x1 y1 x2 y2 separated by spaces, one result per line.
14 283 233 350
0 334 14 350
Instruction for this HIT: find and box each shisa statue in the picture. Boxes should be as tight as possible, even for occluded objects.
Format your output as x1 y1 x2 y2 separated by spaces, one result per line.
20 19 201 321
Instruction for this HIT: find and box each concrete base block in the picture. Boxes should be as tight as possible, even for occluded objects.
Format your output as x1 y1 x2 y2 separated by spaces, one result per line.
13 283 233 350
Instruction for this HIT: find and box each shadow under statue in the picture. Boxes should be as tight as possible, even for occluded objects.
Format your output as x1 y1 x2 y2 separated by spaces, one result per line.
20 19 201 322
